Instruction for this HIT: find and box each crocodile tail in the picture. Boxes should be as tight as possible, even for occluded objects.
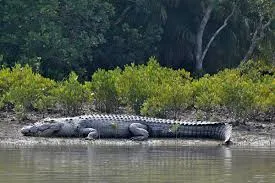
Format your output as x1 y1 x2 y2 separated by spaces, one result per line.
221 123 232 143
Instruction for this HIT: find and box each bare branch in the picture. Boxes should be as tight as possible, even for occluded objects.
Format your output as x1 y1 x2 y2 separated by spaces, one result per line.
242 18 272 62
262 19 272 31
200 4 236 62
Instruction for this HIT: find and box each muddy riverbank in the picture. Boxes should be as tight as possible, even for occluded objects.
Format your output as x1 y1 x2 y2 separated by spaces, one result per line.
0 111 274 147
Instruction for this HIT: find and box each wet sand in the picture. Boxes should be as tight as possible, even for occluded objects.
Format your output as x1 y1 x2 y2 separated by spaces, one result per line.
0 111 274 147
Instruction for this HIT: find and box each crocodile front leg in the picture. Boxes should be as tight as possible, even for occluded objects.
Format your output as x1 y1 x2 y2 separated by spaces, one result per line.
79 128 99 140
129 123 149 141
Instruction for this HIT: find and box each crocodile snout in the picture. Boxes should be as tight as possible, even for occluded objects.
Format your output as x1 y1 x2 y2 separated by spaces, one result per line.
21 125 38 136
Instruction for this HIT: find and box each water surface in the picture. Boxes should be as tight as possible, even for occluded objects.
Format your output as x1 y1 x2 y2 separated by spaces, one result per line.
0 145 274 183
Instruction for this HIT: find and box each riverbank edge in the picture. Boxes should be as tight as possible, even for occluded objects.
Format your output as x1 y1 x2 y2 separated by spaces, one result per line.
0 111 274 147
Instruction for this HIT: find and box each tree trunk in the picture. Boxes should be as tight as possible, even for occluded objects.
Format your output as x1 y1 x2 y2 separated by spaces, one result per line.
195 2 236 73
242 18 271 62
195 3 214 72
201 5 236 63
195 58 203 71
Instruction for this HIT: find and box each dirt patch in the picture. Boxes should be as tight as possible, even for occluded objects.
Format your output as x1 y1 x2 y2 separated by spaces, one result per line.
0 111 274 147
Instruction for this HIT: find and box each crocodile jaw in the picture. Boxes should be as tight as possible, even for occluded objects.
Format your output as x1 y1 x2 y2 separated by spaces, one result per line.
21 125 38 136
21 122 62 137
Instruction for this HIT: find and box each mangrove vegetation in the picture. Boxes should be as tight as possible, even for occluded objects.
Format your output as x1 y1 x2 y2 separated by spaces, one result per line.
0 0 274 120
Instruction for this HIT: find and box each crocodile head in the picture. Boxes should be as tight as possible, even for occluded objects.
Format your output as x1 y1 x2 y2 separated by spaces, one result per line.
21 120 62 137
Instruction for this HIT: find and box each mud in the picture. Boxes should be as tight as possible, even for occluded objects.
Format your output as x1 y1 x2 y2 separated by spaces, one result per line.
0 111 274 147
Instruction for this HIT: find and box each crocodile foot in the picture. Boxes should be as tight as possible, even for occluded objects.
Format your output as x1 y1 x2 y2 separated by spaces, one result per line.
130 136 148 141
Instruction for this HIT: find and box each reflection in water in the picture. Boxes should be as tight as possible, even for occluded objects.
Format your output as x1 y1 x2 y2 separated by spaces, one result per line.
86 145 232 183
0 145 274 183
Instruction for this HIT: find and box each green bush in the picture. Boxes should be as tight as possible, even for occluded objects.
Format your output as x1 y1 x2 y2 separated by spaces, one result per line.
0 67 12 107
116 57 160 113
141 81 193 118
140 65 193 118
0 67 12 95
192 63 274 117
51 72 93 115
2 65 56 119
193 69 256 116
219 62 274 116
0 58 273 121
252 74 275 112
219 70 256 116
116 57 192 114
239 60 274 81
237 60 274 112
192 73 224 111
90 68 121 113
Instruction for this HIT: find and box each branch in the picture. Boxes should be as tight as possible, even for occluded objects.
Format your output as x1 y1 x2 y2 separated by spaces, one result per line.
114 6 132 25
257 19 272 41
200 1 206 12
262 19 272 30
242 18 272 62
251 23 261 42
200 4 236 62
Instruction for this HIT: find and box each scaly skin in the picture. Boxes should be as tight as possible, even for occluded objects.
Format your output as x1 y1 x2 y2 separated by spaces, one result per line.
21 114 232 143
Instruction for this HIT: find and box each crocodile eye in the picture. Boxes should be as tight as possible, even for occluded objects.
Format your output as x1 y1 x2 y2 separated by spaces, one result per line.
50 119 56 123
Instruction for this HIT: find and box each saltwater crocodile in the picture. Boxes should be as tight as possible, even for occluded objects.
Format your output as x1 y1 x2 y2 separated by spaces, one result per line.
21 114 232 143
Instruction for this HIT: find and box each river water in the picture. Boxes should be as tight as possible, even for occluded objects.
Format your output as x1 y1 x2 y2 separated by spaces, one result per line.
0 145 274 183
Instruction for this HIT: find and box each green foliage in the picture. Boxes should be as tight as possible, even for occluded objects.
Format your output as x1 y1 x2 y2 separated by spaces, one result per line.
238 60 275 112
1 0 274 78
0 65 94 118
1 0 115 80
0 67 12 107
0 57 273 121
91 57 274 119
0 67 12 96
192 61 275 117
169 123 181 136
51 72 94 115
141 77 193 118
218 69 257 116
255 76 275 111
116 57 159 113
111 122 118 129
0 65 56 119
90 68 121 113
192 74 224 111
116 57 191 114
239 60 275 81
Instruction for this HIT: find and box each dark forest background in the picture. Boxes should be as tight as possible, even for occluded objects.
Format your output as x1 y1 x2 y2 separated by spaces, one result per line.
1 0 274 80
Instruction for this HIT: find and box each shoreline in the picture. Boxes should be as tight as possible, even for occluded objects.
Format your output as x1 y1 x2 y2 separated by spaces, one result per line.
0 111 274 147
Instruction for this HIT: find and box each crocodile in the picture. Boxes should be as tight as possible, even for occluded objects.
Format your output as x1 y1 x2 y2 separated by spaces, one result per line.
21 114 232 143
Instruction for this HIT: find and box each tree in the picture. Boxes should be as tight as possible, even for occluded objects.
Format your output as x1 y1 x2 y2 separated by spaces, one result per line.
1 0 274 79
92 0 163 71
1 0 114 80
153 0 274 72
242 0 275 62
195 0 236 72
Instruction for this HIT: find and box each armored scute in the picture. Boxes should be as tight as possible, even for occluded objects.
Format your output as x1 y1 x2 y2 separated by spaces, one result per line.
21 114 232 143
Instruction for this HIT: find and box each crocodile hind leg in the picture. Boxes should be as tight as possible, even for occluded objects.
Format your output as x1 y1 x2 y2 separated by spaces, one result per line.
79 128 99 140
129 123 149 141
